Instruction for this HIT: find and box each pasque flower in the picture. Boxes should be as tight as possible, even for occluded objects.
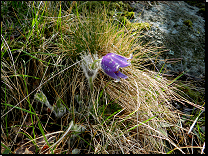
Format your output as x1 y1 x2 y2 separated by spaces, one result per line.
80 52 133 91
101 53 133 82
80 52 99 92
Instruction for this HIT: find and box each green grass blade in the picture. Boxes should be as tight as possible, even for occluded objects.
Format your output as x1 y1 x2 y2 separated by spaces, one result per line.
21 50 64 66
167 71 186 86
77 135 95 152
2 103 36 115
4 86 9 138
9 74 40 79
101 108 123 125
127 115 157 132
1 143 11 154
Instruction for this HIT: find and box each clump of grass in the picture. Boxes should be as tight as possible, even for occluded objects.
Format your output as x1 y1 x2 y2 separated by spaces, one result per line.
1 1 205 154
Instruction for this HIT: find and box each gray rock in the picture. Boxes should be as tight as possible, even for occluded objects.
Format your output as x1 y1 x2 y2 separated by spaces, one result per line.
130 1 205 77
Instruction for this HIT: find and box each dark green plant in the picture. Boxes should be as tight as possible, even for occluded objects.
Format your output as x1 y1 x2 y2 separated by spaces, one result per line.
183 20 193 28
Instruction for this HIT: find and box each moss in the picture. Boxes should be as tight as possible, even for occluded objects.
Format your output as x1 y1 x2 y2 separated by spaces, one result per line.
124 11 135 19
131 22 151 31
108 1 134 12
118 16 132 26
198 7 205 18
185 1 205 18
183 20 193 28
199 8 205 12
177 82 204 105
173 24 179 28
186 1 205 8
117 1 134 12
111 2 122 11
185 87 200 100
117 13 151 31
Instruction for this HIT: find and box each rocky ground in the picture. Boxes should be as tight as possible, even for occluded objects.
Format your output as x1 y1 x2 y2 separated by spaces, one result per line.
129 1 205 80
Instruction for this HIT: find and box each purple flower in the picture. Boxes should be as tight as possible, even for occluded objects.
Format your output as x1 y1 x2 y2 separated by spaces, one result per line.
101 53 133 82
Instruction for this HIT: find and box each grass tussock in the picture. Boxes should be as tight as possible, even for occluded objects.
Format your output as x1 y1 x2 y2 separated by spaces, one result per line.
1 1 205 154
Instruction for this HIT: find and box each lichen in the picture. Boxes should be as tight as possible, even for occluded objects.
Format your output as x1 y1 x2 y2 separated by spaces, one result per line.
183 20 193 28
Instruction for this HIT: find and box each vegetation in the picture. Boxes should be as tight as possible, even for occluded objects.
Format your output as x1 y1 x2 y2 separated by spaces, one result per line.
183 20 193 28
1 1 205 154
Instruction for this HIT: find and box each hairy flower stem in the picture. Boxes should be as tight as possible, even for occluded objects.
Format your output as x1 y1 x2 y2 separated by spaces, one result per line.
91 59 102 70
89 77 94 92
87 59 101 92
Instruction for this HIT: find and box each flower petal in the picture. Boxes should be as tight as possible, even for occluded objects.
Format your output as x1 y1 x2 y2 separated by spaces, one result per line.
103 70 119 80
101 55 118 72
101 53 132 81
115 71 128 79
109 53 131 67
